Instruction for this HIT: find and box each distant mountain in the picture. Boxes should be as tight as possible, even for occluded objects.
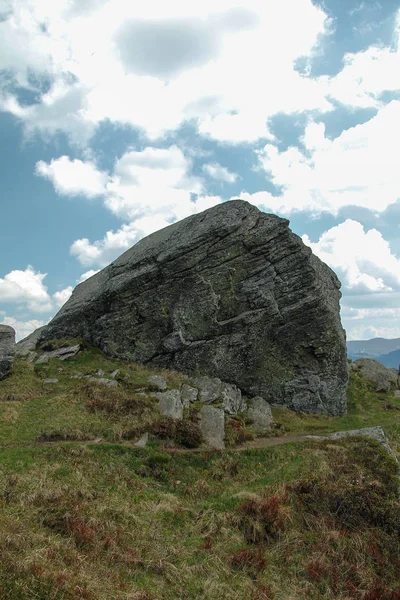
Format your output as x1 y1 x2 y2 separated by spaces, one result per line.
347 337 400 361
374 349 400 370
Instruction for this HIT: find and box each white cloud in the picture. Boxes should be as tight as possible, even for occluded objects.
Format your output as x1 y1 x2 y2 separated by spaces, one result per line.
0 266 74 313
77 269 100 283
346 324 400 342
202 162 239 183
70 196 221 267
0 315 47 342
0 0 332 145
53 286 73 307
303 219 400 294
36 155 108 197
243 102 400 215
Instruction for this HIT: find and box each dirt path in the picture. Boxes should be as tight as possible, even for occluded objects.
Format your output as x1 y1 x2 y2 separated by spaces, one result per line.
162 433 311 454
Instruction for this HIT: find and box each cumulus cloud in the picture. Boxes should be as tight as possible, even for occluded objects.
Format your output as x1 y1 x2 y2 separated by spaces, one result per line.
36 155 108 197
0 0 331 144
0 315 47 342
70 197 221 267
202 162 239 183
77 270 100 283
0 266 73 313
243 101 400 215
302 219 400 294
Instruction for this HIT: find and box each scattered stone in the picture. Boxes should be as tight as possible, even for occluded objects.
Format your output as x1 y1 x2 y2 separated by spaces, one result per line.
0 325 15 381
87 377 118 387
134 432 149 448
308 426 399 468
96 369 105 376
43 378 59 384
394 390 400 398
354 358 397 392
247 397 273 432
36 344 81 365
192 376 221 403
200 406 225 449
70 375 84 380
110 369 120 379
220 382 242 415
148 374 167 392
180 383 198 407
156 390 183 420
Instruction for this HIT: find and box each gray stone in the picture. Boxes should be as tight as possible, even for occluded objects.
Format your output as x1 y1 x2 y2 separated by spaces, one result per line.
96 369 105 376
36 344 81 364
192 376 222 403
394 390 400 398
15 326 44 356
110 369 120 379
134 432 149 447
200 406 225 449
147 374 167 392
308 427 399 468
247 397 273 432
43 378 59 384
0 325 15 381
35 200 348 415
156 390 183 420
180 383 198 407
220 382 242 415
87 377 118 387
354 358 397 392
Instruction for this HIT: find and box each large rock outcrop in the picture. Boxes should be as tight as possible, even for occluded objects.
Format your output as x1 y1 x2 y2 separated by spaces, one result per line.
0 325 16 381
35 200 348 415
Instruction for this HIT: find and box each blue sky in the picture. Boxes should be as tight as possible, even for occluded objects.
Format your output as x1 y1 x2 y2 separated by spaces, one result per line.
1 0 400 341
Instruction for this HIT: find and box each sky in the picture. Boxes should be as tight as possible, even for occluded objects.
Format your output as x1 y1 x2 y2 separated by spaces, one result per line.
1 0 400 342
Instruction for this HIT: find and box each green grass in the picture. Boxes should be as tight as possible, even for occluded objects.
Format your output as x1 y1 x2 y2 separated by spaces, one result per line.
0 345 399 599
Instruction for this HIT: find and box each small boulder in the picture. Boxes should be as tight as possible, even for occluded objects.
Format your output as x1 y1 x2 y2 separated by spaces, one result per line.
148 374 167 392
0 325 15 381
180 384 198 407
156 390 183 420
43 378 59 384
220 382 243 415
134 432 149 448
87 377 118 387
354 358 397 392
247 397 273 433
200 406 225 449
15 326 44 357
36 344 81 364
192 376 221 403
393 390 400 398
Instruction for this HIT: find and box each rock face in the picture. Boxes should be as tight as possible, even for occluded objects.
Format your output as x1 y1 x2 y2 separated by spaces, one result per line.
0 325 16 381
354 358 397 392
36 200 348 415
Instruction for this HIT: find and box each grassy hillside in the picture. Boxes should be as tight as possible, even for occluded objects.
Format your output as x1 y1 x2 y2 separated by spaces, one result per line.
0 345 399 599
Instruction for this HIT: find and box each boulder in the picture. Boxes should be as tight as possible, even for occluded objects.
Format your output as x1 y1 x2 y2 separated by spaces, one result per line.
180 383 198 406
156 390 183 420
192 376 222 403
147 374 167 392
354 358 397 392
87 377 118 387
247 397 273 432
34 200 348 415
0 325 15 381
36 344 81 364
200 406 225 449
220 381 243 414
15 326 44 357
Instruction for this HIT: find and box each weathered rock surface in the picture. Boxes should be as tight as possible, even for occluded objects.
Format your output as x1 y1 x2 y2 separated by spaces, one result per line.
354 358 397 392
35 344 81 365
200 406 225 449
156 390 183 420
15 326 44 356
33 200 348 415
0 325 15 381
147 375 167 392
180 384 198 406
247 397 273 432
